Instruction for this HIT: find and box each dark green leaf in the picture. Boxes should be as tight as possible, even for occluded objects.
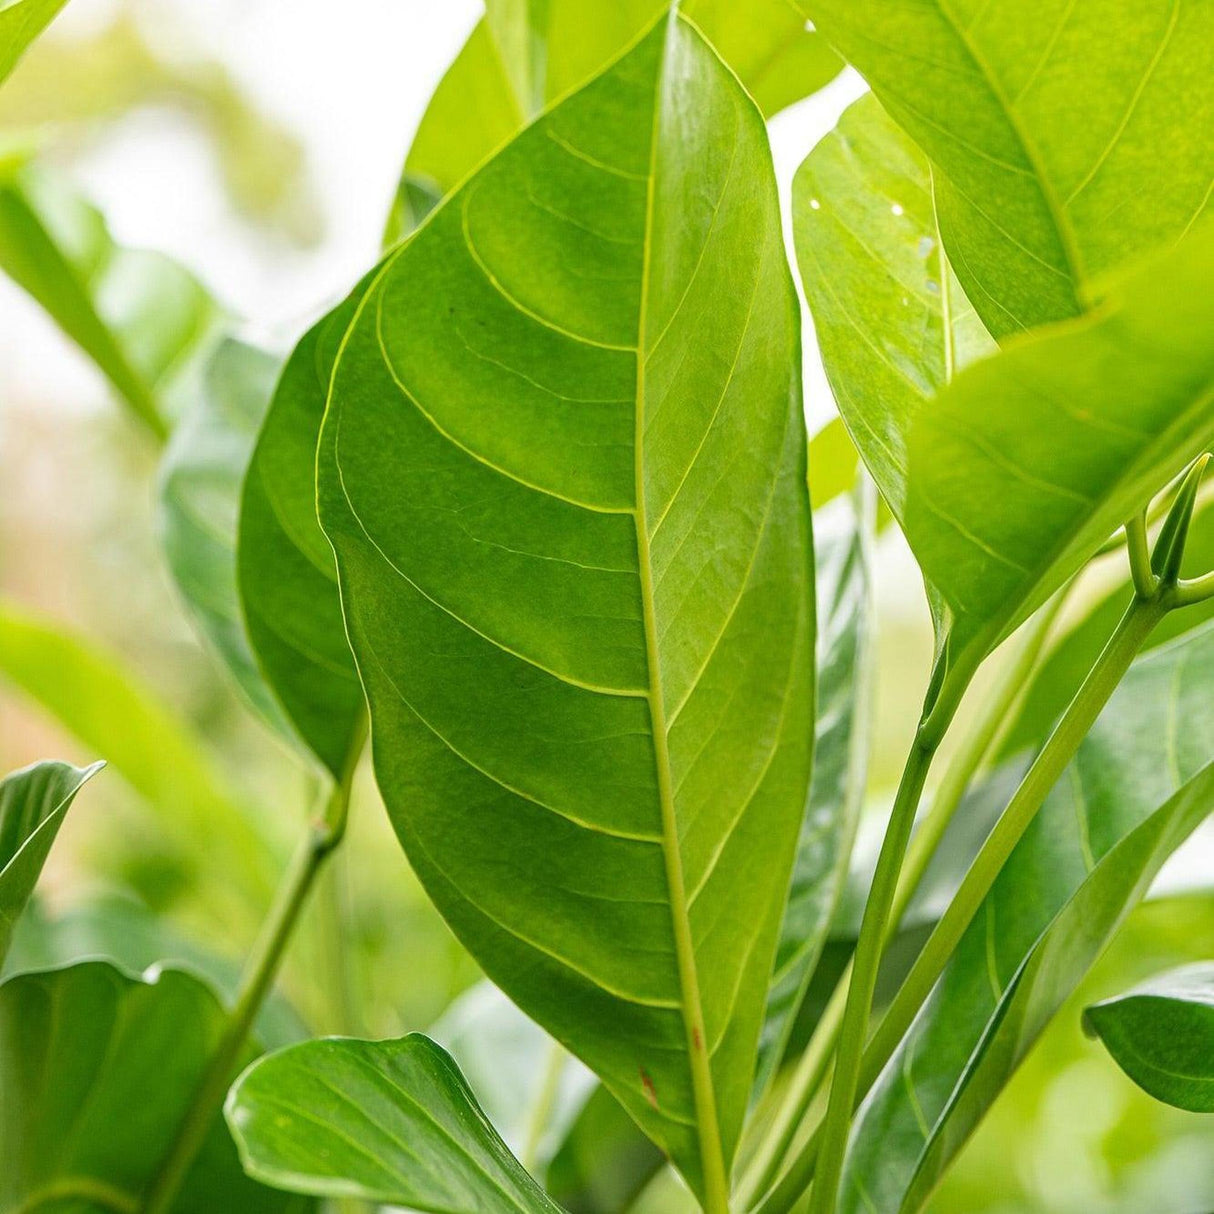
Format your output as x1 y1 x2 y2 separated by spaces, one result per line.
802 0 1214 336
905 226 1214 696
318 15 814 1197
158 337 293 737
0 760 98 964
840 622 1214 1213
0 0 66 85
0 960 305 1214
236 297 366 778
227 1033 562 1212
1085 963 1214 1113
758 491 874 1091
0 160 222 438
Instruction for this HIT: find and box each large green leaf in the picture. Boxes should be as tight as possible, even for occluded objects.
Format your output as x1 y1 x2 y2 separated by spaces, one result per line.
0 0 66 86
1084 963 1214 1113
0 599 278 907
318 14 814 1198
227 1034 562 1212
387 0 841 241
803 0 1214 336
0 760 98 964
0 961 305 1214
0 159 221 438
904 226 1214 696
793 93 994 527
758 491 874 1091
159 337 292 738
236 297 365 778
839 623 1214 1213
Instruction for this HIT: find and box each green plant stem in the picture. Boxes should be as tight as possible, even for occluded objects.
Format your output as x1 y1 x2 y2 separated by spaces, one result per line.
803 673 962 1214
753 593 1166 1214
1175 570 1214 605
139 730 363 1214
521 1039 567 1172
1125 513 1156 598
738 593 1062 1208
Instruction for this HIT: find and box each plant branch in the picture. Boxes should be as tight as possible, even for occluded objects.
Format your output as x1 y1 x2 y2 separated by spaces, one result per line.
1125 512 1156 598
752 591 1166 1214
139 722 364 1214
521 1040 567 1172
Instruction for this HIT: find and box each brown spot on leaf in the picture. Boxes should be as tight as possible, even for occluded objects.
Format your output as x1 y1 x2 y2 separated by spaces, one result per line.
640 1068 658 1109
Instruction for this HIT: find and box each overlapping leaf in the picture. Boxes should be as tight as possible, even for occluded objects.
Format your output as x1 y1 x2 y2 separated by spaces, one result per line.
1084 963 1214 1112
758 491 874 1091
387 0 841 241
904 226 1214 694
159 337 292 737
318 14 814 1198
0 760 98 964
236 296 365 778
228 1034 562 1212
0 961 306 1214
0 159 222 438
803 0 1214 336
839 623 1214 1213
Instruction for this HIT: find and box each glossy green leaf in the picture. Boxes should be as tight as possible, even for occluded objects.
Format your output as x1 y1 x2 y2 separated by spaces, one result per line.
387 0 841 242
158 337 293 738
0 599 278 907
318 15 814 1198
0 0 66 85
1084 963 1214 1113
803 0 1214 336
999 497 1214 760
0 960 306 1214
793 93 994 527
758 491 874 1090
237 298 365 778
227 1033 562 1212
840 623 1214 1214
905 226 1214 696
0 159 222 438
0 760 99 964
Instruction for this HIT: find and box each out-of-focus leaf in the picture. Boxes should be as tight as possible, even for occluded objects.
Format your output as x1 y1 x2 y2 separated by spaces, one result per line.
431 981 595 1169
159 337 293 738
0 960 307 1214
840 623 1214 1213
904 227 1214 699
1000 497 1214 760
387 0 841 242
319 17 814 1198
758 491 874 1090
807 418 860 511
4 893 306 1050
236 298 366 779
1084 963 1214 1112
793 94 994 525
0 759 99 964
0 159 222 438
227 1034 562 1212
803 0 1214 336
0 0 65 85
0 599 278 906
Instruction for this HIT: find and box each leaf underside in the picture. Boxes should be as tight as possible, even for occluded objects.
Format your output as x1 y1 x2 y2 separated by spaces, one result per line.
318 15 814 1196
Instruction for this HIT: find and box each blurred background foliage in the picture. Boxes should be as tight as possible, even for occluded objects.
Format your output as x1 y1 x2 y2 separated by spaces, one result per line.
0 3 1211 1211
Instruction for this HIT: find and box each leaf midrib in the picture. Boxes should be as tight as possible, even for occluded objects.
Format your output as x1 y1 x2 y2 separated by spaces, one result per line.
632 15 729 1204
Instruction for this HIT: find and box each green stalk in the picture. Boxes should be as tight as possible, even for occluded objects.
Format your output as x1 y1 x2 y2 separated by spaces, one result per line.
737 594 1062 1208
803 685 959 1214
753 593 1166 1214
521 1040 567 1172
140 727 363 1214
